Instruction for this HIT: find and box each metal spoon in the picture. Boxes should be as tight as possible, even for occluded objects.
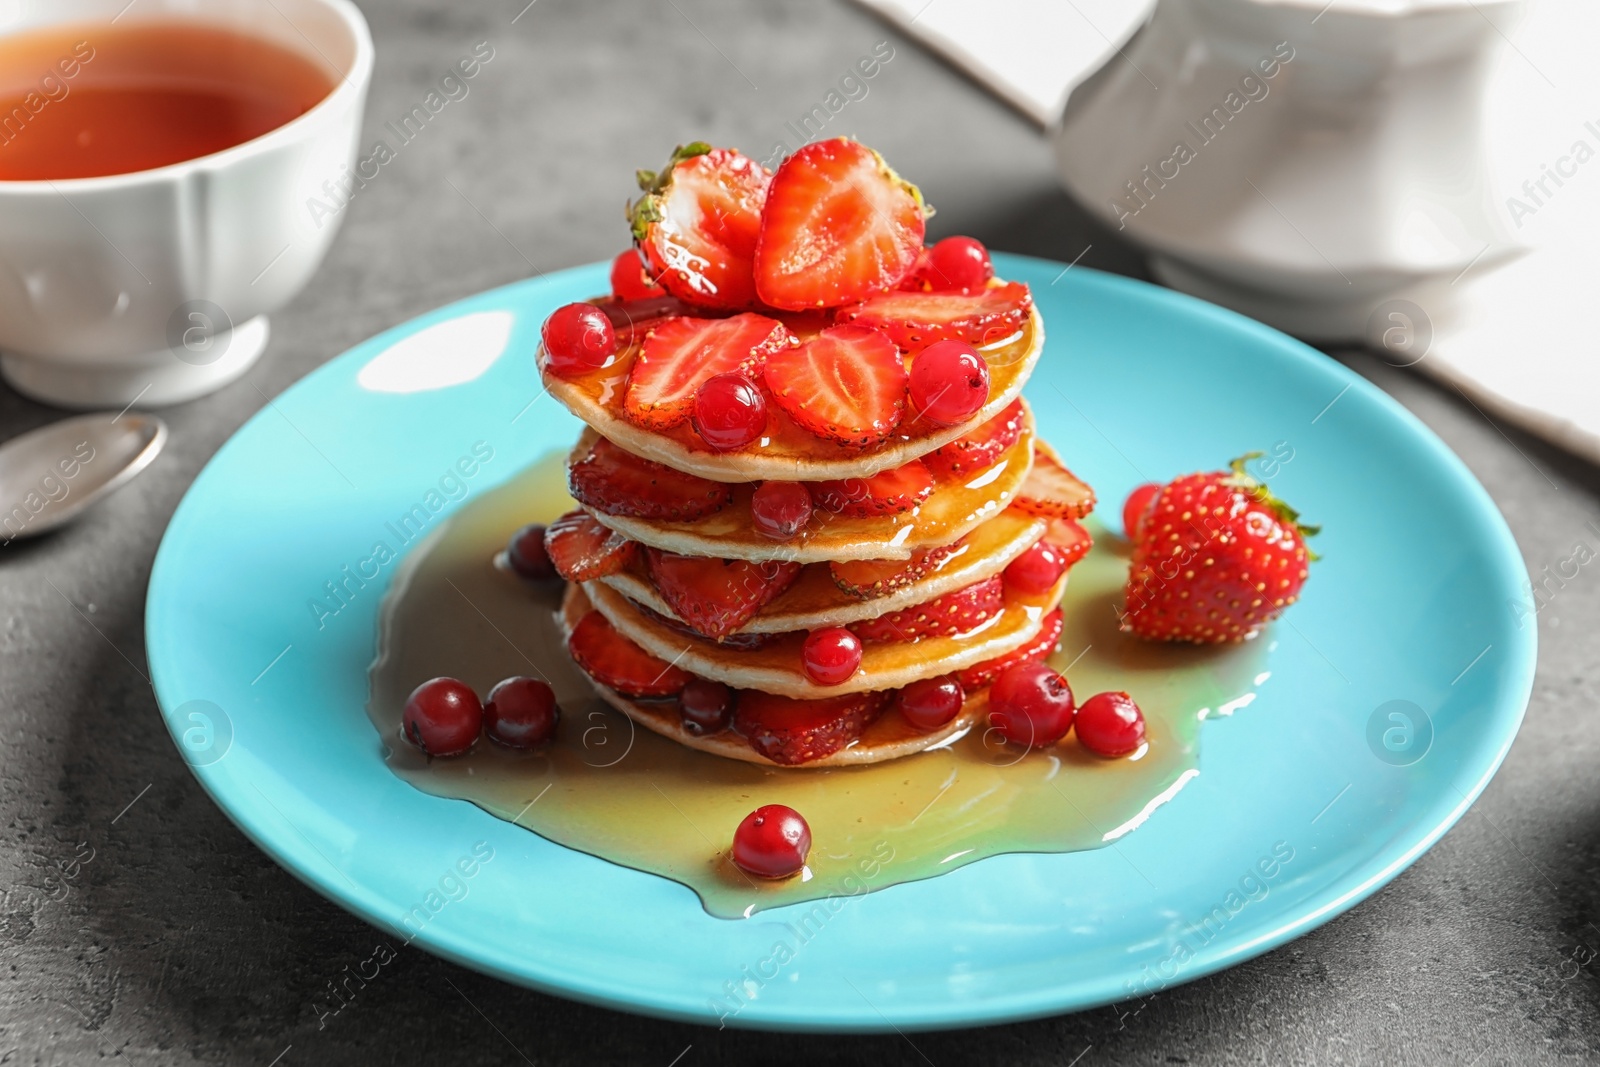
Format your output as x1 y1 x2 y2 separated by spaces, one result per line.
0 413 167 543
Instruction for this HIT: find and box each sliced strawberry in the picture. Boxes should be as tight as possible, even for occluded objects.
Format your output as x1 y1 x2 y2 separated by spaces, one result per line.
568 610 691 698
851 576 1005 642
633 602 776 651
1013 448 1096 519
1043 518 1093 567
958 608 1064 690
543 509 638 582
629 144 769 309
762 324 907 448
898 247 933 290
754 138 926 310
836 283 1032 350
623 313 793 430
645 549 802 640
810 460 934 518
828 541 962 600
734 689 891 765
923 399 1026 479
569 437 733 522
597 295 704 347
610 249 666 301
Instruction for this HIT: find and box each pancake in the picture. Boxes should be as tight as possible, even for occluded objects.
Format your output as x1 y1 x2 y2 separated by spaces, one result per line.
582 570 1068 699
573 404 1036 563
540 300 1043 484
599 506 1048 634
558 584 991 767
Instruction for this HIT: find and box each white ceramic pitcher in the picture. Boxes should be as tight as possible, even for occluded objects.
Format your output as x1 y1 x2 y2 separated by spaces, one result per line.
1052 0 1526 342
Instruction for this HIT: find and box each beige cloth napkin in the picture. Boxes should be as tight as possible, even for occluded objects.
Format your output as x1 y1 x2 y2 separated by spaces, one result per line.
1423 0 1600 466
851 0 1153 127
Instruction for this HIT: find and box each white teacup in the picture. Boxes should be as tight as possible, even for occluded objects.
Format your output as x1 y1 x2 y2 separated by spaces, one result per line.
0 0 372 408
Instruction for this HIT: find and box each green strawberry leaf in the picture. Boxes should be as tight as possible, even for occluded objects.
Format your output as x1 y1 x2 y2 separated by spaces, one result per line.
627 142 716 241
1225 452 1321 559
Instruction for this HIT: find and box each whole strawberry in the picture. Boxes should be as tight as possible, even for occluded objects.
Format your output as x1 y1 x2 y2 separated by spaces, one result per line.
1122 454 1318 643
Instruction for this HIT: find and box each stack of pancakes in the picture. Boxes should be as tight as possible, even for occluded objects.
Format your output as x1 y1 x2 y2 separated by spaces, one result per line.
540 294 1098 768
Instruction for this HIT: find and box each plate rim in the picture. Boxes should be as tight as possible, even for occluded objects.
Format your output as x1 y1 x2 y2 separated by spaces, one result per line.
146 254 1536 1031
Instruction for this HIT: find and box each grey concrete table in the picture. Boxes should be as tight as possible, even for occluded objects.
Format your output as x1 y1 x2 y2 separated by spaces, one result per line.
2 2 1596 1063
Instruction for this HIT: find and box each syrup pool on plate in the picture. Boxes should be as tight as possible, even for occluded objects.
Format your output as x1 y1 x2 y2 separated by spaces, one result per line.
368 455 1272 918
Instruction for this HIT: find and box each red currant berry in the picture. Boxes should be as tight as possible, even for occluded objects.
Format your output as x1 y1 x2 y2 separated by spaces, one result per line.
609 249 662 301
402 677 482 757
909 339 990 426
732 804 811 879
750 480 813 541
988 662 1075 747
1123 482 1160 541
542 302 616 378
506 523 558 582
1075 690 1147 757
895 675 965 732
801 627 862 686
483 676 559 749
1004 538 1068 596
680 677 734 735
925 236 993 293
693 373 767 451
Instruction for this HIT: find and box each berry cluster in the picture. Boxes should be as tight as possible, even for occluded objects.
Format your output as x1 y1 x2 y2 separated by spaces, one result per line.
401 675 559 757
542 139 1035 457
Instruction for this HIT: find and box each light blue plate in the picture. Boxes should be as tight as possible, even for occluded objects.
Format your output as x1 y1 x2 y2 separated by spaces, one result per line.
146 254 1534 1031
